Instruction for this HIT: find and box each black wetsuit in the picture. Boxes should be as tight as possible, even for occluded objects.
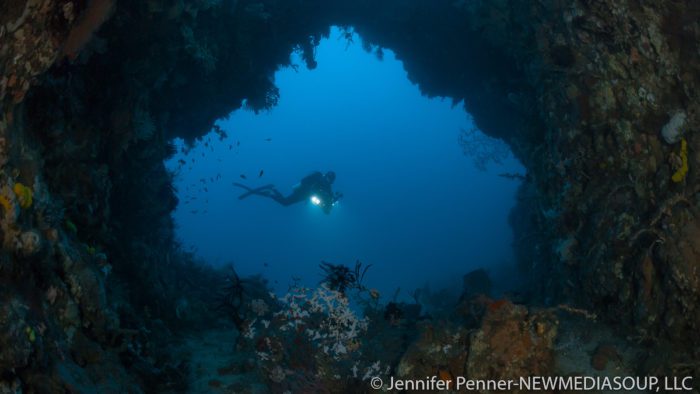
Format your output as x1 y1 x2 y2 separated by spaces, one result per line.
234 171 340 214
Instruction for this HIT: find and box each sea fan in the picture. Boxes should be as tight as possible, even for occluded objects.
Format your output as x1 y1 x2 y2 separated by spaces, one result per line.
458 125 510 171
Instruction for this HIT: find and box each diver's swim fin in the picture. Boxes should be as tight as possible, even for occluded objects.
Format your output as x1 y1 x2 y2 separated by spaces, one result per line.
234 183 275 200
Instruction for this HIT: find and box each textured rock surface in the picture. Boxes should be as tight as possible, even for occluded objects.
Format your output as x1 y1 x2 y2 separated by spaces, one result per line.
465 301 557 380
395 299 557 392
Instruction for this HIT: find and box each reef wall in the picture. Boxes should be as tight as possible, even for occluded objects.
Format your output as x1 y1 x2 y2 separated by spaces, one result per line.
1 0 699 390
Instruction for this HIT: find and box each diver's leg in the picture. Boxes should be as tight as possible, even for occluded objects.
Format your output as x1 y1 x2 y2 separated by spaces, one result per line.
233 183 274 193
267 190 295 206
233 183 275 200
233 183 299 206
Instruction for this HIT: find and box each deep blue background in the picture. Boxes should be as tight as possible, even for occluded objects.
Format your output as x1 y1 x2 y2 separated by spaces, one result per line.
166 28 524 298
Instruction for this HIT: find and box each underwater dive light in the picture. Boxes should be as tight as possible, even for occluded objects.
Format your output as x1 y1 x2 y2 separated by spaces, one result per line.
310 195 322 205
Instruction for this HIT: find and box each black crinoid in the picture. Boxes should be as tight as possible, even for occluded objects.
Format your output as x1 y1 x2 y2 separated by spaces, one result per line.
319 260 372 295
214 265 253 331
213 265 276 340
215 266 267 330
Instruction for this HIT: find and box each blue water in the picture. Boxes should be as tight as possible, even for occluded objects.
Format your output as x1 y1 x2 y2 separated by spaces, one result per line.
166 27 524 298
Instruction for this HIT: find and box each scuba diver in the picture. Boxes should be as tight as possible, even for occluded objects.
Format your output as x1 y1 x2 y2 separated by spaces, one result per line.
234 171 342 214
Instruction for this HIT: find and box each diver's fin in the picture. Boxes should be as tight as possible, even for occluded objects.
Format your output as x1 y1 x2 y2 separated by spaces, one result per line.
234 183 275 200
232 182 253 192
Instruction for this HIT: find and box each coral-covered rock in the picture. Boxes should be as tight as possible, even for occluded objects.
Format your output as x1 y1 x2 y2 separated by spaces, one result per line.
0 297 33 371
396 321 470 388
395 299 557 392
16 230 42 257
0 378 22 394
590 343 620 371
466 300 557 381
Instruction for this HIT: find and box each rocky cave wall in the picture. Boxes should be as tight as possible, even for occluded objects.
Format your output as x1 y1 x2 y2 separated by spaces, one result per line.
1 0 699 390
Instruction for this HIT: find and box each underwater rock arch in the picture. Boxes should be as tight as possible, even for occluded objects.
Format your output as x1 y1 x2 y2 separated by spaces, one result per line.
1 0 699 389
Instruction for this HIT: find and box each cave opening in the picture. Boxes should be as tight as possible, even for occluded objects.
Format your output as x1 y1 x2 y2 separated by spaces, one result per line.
4 0 700 390
166 27 525 297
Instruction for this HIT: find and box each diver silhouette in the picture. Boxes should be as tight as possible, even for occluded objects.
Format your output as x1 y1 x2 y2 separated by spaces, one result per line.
234 171 342 214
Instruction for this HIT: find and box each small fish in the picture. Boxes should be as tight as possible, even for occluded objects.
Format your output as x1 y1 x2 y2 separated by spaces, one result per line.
228 145 233 150
236 140 241 146
178 159 186 165
191 210 198 214
259 170 264 178
264 138 272 142
204 187 208 192
263 262 269 267
240 174 247 179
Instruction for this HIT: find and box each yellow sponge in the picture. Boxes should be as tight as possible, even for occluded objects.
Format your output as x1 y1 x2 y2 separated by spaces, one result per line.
13 183 33 209
672 138 688 183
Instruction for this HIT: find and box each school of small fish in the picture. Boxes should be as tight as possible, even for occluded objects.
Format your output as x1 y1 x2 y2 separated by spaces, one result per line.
175 129 272 217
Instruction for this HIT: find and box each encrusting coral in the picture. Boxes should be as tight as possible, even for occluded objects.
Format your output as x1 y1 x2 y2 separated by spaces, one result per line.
661 111 687 145
17 230 42 257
